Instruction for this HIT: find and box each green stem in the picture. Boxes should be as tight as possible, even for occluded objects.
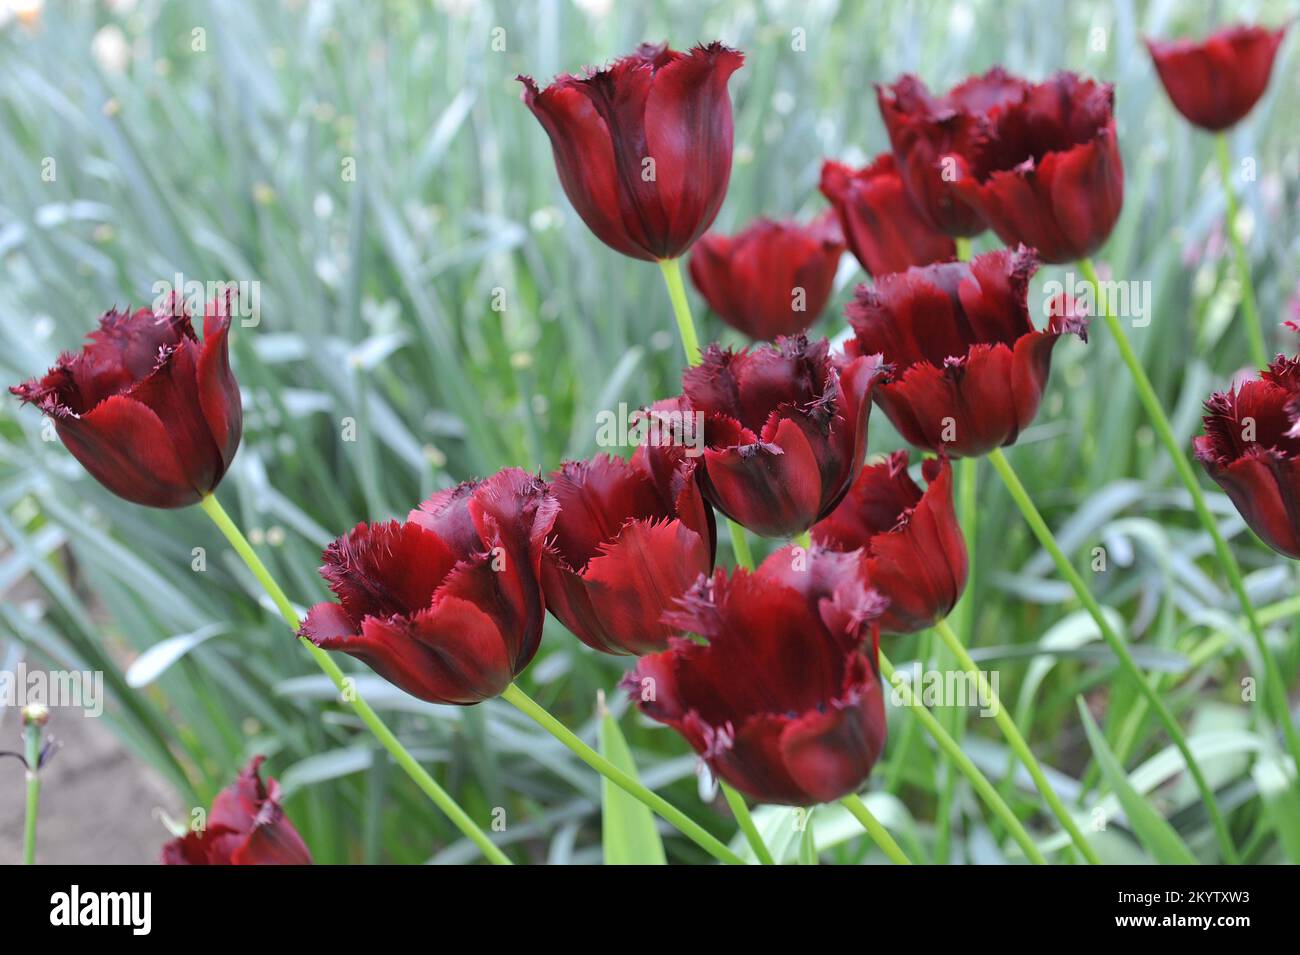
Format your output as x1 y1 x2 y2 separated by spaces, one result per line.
729 519 755 569
721 782 774 864
986 447 1240 863
1080 258 1300 781
934 619 1101 864
1214 134 1268 368
878 651 1046 864
794 529 811 550
500 683 745 865
197 494 511 866
658 257 701 365
840 793 913 864
22 716 41 865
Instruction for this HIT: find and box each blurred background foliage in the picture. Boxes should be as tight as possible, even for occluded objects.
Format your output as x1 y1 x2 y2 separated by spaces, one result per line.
1 0 1298 864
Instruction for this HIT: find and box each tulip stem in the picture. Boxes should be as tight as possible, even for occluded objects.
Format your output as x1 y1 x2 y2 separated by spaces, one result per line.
22 712 42 865
878 651 1046 864
1214 134 1269 368
729 519 755 570
933 618 1101 864
840 793 912 864
955 237 973 262
197 494 512 866
794 529 811 550
986 446 1240 863
658 257 702 365
720 782 775 864
500 683 745 865
1079 257 1300 783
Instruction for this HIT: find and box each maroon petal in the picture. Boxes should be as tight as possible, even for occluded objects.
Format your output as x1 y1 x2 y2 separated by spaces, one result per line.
702 417 823 537
197 298 243 473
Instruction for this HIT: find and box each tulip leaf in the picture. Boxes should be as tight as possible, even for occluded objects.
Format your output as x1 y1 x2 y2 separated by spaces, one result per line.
798 808 818 865
1252 758 1300 864
599 707 666 865
1076 699 1198 865
125 624 226 688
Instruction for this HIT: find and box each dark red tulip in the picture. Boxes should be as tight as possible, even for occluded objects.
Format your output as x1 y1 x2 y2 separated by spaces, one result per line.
161 756 311 865
519 42 743 262
299 468 557 704
1146 24 1288 131
845 247 1085 457
1194 356 1300 559
543 452 715 655
876 68 1030 237
623 547 887 806
820 154 956 277
688 212 845 339
10 297 241 509
813 452 966 634
661 335 888 538
952 73 1123 263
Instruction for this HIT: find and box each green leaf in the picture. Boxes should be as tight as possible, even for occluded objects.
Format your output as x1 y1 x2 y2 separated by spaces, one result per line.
798 808 818 865
599 707 666 865
1253 758 1300 864
1076 699 1198 864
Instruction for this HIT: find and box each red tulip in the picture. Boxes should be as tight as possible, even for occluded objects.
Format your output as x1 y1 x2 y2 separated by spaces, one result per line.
845 247 1085 457
1194 356 1300 559
876 68 1030 236
662 335 888 538
542 452 715 655
10 297 242 508
1146 24 1288 131
820 154 956 276
688 212 845 339
624 547 887 806
519 42 744 262
299 469 557 704
161 756 311 865
951 73 1123 263
813 452 966 634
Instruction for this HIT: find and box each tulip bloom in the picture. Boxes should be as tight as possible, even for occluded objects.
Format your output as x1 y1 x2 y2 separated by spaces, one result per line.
1194 356 1300 558
813 452 966 633
519 42 743 262
845 247 1085 457
300 469 557 704
820 154 956 276
665 335 888 538
952 73 1123 263
624 547 887 806
876 68 1030 236
543 452 716 655
162 756 311 865
10 298 241 508
688 213 845 339
1146 24 1288 131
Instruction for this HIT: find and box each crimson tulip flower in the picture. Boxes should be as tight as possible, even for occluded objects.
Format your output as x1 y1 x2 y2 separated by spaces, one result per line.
624 546 887 805
1194 356 1300 559
813 452 966 634
162 756 311 865
10 297 241 508
1146 24 1289 131
845 247 1085 457
876 68 1030 236
658 335 888 538
820 154 956 276
542 452 715 655
519 42 743 262
952 73 1123 263
688 212 845 339
299 468 557 704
